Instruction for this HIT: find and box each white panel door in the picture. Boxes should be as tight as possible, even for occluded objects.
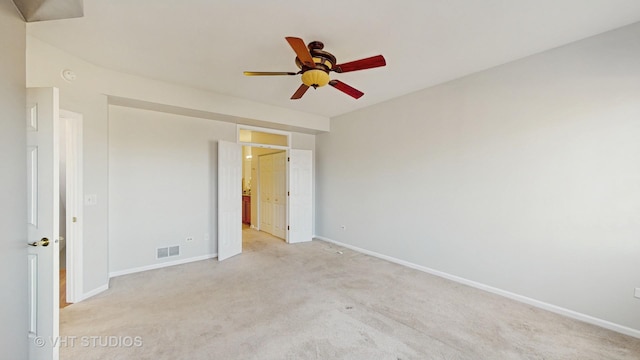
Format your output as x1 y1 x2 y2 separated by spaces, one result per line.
259 154 273 234
27 87 60 360
217 141 242 261
272 152 286 239
288 149 313 243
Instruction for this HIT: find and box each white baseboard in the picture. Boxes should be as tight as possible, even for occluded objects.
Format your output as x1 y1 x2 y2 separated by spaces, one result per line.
109 254 218 278
77 284 109 302
314 236 640 339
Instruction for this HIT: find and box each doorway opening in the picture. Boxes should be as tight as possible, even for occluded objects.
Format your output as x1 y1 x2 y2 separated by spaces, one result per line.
58 110 83 308
217 126 312 261
241 146 287 244
238 125 290 247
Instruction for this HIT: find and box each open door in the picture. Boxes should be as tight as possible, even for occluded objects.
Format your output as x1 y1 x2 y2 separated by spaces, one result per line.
26 87 60 359
288 149 313 243
217 140 242 260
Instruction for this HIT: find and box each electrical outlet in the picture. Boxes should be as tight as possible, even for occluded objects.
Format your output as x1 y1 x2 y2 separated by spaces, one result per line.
634 288 640 299
340 225 346 231
186 237 194 242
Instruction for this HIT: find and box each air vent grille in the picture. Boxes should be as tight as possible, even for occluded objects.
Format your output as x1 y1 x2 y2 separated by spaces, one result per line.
157 245 180 259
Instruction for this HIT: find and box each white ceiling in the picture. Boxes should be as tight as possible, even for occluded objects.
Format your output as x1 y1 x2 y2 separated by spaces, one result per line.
27 0 640 118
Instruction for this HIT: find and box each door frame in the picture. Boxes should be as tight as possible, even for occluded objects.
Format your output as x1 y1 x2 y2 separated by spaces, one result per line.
233 125 313 247
237 125 291 242
59 110 83 303
237 124 291 150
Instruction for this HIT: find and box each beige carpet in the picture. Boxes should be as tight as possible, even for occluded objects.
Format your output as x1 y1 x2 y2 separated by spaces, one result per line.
60 229 640 359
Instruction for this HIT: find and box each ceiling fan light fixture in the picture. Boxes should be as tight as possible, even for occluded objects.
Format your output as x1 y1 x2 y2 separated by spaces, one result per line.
244 37 386 99
301 69 330 88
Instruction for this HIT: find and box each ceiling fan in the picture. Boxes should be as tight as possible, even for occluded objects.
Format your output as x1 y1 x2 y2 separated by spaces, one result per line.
244 37 386 100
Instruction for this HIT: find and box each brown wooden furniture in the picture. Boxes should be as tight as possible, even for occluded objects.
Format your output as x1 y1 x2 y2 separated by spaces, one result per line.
242 195 251 224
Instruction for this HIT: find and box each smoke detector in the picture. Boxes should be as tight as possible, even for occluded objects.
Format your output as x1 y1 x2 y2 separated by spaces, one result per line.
61 69 77 82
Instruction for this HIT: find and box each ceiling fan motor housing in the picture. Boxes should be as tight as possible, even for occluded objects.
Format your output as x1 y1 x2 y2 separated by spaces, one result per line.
295 41 337 88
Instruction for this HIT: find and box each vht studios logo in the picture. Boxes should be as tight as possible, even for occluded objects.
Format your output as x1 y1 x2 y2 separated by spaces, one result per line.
33 335 143 348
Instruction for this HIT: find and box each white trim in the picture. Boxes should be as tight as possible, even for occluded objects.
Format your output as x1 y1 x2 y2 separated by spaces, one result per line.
314 236 640 339
237 124 292 137
108 254 217 278
237 124 291 149
78 284 109 302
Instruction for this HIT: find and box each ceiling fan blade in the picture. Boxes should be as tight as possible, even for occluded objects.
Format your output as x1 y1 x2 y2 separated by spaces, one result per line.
285 37 315 67
291 84 310 100
244 71 298 76
334 55 386 73
329 80 364 99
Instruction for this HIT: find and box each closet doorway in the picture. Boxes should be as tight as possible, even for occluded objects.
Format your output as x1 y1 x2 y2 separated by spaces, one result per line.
242 148 286 240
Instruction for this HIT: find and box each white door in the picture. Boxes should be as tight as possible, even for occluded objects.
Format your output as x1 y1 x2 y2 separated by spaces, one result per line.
27 87 60 360
258 152 286 239
259 154 273 234
288 150 313 243
217 141 242 261
272 152 287 239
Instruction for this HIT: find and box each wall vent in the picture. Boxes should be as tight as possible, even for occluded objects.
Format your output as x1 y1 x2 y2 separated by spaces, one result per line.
168 245 180 257
157 245 180 259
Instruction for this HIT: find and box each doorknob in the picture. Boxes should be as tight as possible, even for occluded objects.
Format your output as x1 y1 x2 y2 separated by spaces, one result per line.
29 238 50 247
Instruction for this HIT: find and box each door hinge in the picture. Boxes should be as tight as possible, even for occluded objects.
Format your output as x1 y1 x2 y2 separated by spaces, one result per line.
287 191 290 196
72 216 77 223
287 225 290 230
287 157 290 162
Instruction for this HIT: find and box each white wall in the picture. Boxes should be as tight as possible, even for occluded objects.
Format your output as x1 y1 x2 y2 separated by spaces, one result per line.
316 23 640 333
27 37 329 133
109 106 317 273
108 106 236 273
0 0 27 357
27 40 111 296
292 132 316 151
